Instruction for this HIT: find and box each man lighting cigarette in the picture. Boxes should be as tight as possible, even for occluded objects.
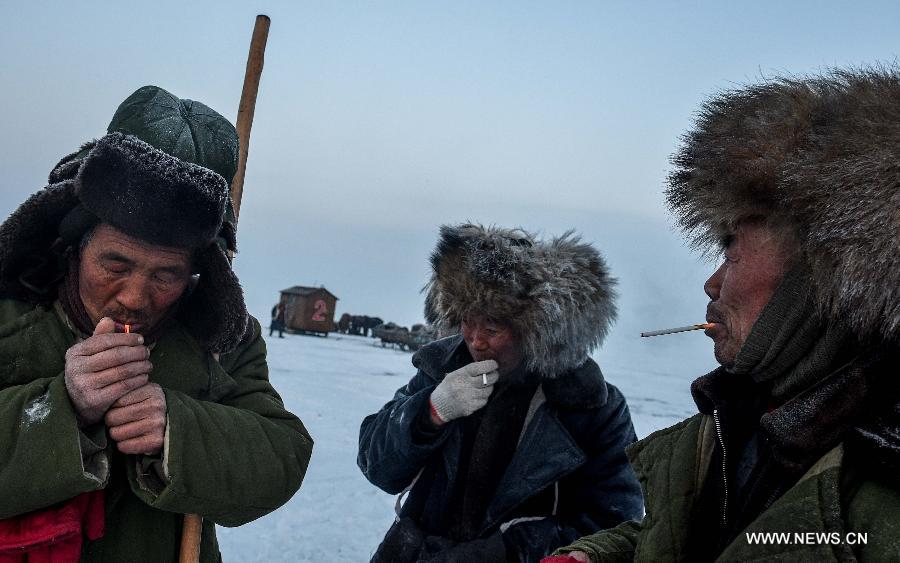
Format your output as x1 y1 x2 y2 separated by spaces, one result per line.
0 86 313 561
553 67 899 561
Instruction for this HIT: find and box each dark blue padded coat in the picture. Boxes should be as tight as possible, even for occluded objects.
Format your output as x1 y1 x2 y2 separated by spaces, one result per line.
358 336 643 562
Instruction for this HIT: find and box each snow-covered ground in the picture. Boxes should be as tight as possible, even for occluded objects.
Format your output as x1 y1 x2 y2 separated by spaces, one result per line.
217 331 701 562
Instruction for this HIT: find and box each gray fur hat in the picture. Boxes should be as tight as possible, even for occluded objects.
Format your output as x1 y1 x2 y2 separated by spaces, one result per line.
424 224 617 377
667 67 900 341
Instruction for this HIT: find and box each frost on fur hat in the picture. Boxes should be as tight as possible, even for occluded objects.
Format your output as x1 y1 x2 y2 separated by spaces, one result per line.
74 132 227 250
424 224 617 376
666 67 900 341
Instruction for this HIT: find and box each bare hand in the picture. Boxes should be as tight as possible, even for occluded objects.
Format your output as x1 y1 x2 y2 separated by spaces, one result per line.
567 552 592 562
64 317 151 426
105 383 167 455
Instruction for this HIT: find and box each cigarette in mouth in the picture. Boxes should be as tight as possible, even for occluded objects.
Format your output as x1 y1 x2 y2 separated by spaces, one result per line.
640 323 714 337
124 324 131 334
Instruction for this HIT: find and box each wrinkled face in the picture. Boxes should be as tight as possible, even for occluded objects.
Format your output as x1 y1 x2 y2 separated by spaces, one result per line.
78 224 193 333
461 316 524 375
703 221 794 367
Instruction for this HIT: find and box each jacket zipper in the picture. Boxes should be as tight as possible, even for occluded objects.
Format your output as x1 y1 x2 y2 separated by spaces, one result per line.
713 409 728 527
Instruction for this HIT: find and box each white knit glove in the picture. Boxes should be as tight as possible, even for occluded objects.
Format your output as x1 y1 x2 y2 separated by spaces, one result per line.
429 360 499 424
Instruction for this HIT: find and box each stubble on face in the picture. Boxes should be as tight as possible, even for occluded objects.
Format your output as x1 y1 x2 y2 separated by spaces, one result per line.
78 224 192 332
461 317 525 376
703 220 796 367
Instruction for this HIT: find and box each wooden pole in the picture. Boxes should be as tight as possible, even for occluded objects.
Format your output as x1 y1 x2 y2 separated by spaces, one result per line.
178 16 271 562
231 14 271 225
178 512 204 563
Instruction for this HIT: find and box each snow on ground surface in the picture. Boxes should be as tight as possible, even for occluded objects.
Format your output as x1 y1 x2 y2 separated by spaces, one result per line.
217 331 701 562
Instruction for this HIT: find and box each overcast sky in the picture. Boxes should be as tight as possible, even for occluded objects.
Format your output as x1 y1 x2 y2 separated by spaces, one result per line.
3 1 898 380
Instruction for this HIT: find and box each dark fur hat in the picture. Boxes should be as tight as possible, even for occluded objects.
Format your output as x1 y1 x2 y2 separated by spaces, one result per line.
0 133 248 353
424 224 617 377
75 132 227 250
667 67 900 341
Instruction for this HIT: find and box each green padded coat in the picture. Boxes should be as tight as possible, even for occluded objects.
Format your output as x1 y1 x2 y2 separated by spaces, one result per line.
0 299 313 562
556 414 899 562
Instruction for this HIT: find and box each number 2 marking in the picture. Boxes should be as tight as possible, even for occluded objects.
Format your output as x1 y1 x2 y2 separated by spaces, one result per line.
312 299 328 321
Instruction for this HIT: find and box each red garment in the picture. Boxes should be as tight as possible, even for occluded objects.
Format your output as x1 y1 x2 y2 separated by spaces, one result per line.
0 491 104 563
540 556 586 563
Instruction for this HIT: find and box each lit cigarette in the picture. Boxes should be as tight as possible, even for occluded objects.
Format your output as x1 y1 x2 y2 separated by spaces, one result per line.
124 324 131 334
640 323 714 337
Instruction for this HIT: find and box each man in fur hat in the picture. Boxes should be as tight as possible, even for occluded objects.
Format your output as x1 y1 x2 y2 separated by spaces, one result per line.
358 224 643 562
553 68 899 562
0 86 313 561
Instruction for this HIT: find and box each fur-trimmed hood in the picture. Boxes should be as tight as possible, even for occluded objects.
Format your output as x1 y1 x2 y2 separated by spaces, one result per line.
667 67 900 341
423 224 617 377
0 133 249 353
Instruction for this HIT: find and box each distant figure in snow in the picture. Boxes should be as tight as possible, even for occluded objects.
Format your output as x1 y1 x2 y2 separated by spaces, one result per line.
0 86 313 561
271 302 286 338
358 224 642 562
554 67 900 562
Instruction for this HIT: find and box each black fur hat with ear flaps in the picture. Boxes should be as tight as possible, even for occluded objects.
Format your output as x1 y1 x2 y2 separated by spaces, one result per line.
0 130 249 354
424 224 618 377
666 67 900 342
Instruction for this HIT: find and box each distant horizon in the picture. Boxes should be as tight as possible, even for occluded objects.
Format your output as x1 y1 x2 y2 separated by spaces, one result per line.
4 1 897 380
